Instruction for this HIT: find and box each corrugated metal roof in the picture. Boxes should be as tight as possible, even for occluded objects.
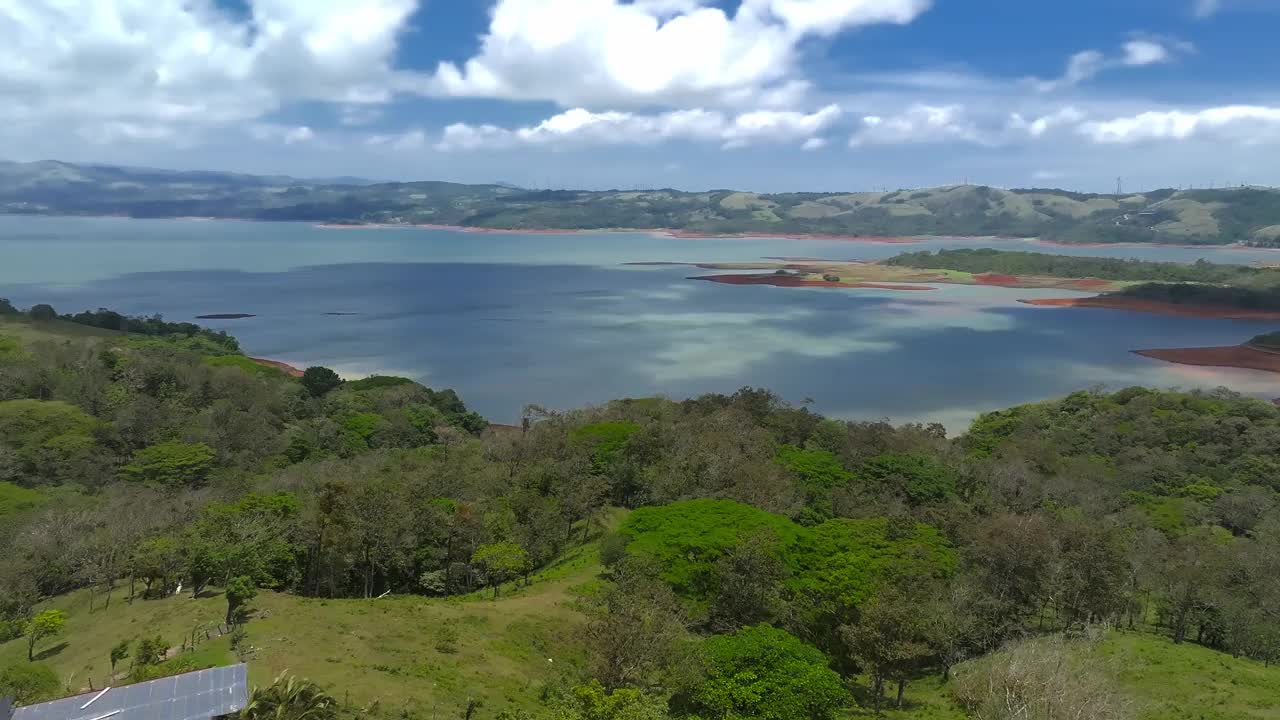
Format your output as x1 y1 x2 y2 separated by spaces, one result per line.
12 665 247 720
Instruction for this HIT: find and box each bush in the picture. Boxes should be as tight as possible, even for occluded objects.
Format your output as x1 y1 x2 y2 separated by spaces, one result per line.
952 634 1132 720
681 624 848 720
0 662 61 704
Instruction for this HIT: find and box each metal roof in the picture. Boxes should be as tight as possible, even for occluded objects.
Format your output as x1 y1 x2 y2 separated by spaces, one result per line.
12 665 247 720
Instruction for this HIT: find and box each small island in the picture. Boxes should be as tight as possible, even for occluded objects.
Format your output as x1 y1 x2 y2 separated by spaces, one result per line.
678 248 1280 319
196 313 256 320
1135 331 1280 374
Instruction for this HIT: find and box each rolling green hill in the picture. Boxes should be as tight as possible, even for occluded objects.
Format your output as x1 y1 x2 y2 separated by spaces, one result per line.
4 160 1280 245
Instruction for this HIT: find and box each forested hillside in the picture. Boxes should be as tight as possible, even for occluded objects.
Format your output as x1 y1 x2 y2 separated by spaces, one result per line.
2 305 1280 719
5 160 1280 245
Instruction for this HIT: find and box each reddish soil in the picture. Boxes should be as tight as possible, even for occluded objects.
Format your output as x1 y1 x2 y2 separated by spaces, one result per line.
251 357 305 377
1134 345 1280 374
974 273 1022 286
692 274 934 291
1019 297 1280 320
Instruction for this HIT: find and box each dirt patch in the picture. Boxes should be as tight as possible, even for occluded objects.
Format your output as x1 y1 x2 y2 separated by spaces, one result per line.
1019 297 1280 320
251 358 305 377
692 274 934 291
1134 345 1280 374
974 273 1021 286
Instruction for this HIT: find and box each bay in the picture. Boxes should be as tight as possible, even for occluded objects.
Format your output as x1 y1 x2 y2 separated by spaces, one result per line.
2 215 1277 429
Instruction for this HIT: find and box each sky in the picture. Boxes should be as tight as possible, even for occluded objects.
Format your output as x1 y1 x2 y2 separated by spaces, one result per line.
2 0 1279 192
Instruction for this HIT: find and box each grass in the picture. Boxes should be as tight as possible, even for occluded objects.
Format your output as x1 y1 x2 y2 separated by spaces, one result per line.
0 529 614 718
0 317 122 345
0 482 45 517
1100 630 1280 720
203 354 286 377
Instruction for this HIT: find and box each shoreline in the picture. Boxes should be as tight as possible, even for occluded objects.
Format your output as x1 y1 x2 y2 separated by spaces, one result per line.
250 357 305 377
692 274 936 291
1019 296 1280 320
1134 345 1280 374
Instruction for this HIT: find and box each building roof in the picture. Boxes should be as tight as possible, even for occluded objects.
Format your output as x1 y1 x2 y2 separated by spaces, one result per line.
12 665 247 720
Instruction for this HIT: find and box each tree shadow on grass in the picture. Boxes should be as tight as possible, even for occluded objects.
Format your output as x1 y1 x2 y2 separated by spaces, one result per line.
33 641 69 661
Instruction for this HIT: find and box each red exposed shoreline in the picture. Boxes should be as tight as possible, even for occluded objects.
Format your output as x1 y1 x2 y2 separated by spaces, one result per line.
251 357 305 377
1019 296 1280 320
1134 345 1280 374
692 274 934 291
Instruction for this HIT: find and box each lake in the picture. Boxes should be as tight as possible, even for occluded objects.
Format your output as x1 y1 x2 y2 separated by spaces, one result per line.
2 215 1278 429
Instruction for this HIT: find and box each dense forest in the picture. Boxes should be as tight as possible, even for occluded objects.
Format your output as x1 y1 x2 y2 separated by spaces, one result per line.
2 304 1280 719
6 160 1280 246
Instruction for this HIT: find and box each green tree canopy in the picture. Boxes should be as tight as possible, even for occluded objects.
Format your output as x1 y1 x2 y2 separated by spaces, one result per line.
25 609 66 661
682 624 848 720
301 366 343 397
119 441 216 487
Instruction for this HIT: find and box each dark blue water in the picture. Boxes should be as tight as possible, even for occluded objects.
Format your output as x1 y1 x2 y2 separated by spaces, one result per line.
2 216 1277 428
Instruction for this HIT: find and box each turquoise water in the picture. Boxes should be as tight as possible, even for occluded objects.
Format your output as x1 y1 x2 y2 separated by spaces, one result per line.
2 215 1277 428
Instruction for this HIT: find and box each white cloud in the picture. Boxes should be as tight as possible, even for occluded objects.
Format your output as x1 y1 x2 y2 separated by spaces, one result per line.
850 104 987 146
1007 107 1086 137
436 105 841 151
1079 105 1280 143
1122 40 1171 66
1031 37 1183 92
249 124 317 145
802 137 827 151
419 0 932 108
0 0 416 143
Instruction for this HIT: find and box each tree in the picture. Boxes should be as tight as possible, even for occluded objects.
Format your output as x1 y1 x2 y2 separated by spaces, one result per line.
241 672 338 720
25 609 66 661
109 639 130 674
301 366 343 397
840 585 934 710
27 304 57 322
708 529 789 631
472 543 529 598
134 636 168 666
225 576 257 626
682 624 848 720
586 558 689 690
0 662 60 704
119 441 216 487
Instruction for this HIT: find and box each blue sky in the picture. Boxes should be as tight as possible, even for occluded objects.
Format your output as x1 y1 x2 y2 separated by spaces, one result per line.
3 0 1278 191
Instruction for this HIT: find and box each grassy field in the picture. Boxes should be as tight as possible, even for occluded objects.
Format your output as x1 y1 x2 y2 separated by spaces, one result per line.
0 530 606 718
0 316 123 344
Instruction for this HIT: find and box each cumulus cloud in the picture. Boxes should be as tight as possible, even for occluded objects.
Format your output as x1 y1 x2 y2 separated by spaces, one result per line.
0 0 416 143
1031 37 1183 92
1079 106 1280 143
850 104 987 146
1007 107 1087 137
436 105 842 151
419 0 932 108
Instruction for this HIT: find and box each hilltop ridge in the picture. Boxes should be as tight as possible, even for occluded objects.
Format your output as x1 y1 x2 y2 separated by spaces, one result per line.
3 160 1280 246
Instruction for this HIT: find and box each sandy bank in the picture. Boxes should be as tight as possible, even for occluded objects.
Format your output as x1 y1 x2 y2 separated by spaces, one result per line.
1134 345 1280 374
692 274 934 291
1019 296 1280 320
251 357 305 377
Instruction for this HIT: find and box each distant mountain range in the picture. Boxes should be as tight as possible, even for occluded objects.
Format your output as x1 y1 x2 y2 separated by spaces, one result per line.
3 159 1280 246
